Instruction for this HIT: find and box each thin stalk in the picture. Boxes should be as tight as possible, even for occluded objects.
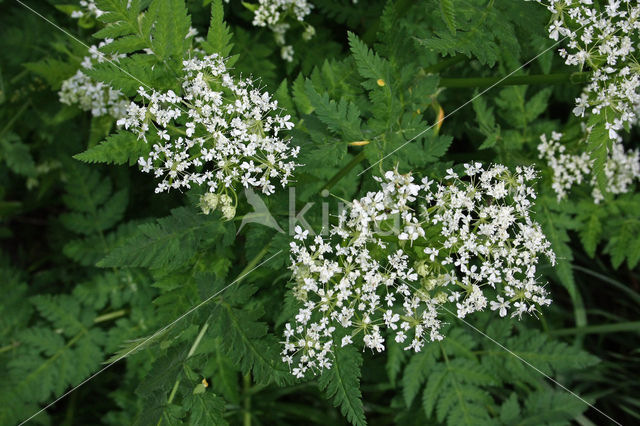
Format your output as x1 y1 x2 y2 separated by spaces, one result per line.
93 309 127 324
439 72 591 88
320 150 367 193
421 54 467 74
0 341 20 354
0 100 31 137
243 374 252 426
239 244 271 278
163 320 211 424
572 264 640 305
549 321 640 336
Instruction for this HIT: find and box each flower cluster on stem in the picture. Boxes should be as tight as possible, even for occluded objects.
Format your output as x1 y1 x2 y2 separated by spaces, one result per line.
535 0 640 139
70 0 105 20
247 0 315 61
117 54 299 211
282 164 555 378
58 39 129 118
538 130 640 202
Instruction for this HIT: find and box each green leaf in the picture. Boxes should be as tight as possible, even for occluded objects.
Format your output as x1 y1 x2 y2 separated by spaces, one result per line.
305 79 363 141
524 88 552 122
59 165 129 237
520 389 590 425
318 345 367 426
537 197 577 305
74 131 148 166
422 357 494 425
147 0 191 61
86 55 156 96
98 207 233 270
203 0 233 57
292 74 313 115
347 31 390 83
8 326 105 405
135 346 189 425
499 393 520 424
184 392 228 425
210 285 292 386
23 58 77 90
440 0 457 35
275 79 296 120
0 133 36 177
402 344 438 406
386 340 407 387
576 201 602 258
415 1 520 66
61 189 128 235
586 117 611 193
30 294 89 336
472 95 500 150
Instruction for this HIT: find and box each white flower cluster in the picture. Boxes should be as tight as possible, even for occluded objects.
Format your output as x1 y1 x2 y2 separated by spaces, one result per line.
538 130 640 202
282 164 555 378
535 0 640 139
70 0 105 20
58 39 129 118
249 0 314 62
117 54 299 205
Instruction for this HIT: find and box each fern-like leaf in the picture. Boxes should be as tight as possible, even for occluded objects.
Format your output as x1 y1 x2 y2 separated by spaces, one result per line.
74 131 149 166
318 345 367 426
210 291 292 386
203 0 233 57
440 0 457 34
305 80 363 141
98 207 234 270
347 32 391 84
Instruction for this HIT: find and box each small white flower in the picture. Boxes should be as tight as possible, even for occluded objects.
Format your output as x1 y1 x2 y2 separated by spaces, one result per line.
294 225 309 241
490 296 510 317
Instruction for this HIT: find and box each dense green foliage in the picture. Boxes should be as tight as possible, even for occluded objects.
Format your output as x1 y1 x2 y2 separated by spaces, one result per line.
1 0 639 425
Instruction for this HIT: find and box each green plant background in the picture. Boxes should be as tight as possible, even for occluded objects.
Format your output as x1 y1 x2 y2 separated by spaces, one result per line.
0 0 638 425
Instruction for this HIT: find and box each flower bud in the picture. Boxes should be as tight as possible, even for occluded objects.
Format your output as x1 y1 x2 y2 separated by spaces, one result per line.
199 193 219 215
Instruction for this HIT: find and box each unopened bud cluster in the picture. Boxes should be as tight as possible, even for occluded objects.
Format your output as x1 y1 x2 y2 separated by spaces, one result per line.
282 164 555 378
199 193 236 220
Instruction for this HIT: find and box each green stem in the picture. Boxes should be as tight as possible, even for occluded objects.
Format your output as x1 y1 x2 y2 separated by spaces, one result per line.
439 72 591 88
421 54 467 74
0 100 31 137
243 373 252 426
93 309 127 324
320 150 367 193
239 244 271 279
187 321 210 358
164 319 211 420
549 321 640 336
0 341 19 354
10 68 29 84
